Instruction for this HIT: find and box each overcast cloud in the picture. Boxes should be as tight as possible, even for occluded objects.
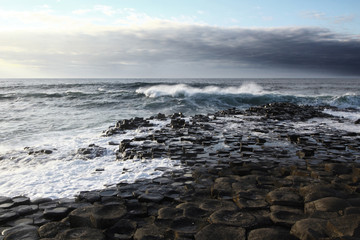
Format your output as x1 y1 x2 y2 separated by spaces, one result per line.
1 24 360 77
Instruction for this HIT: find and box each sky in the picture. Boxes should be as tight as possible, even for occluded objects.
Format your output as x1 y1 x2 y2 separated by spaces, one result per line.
0 0 359 78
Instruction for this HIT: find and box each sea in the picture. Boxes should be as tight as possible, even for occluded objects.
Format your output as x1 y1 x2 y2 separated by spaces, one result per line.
1 78 360 199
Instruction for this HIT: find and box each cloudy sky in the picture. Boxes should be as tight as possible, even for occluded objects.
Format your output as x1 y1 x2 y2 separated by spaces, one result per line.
0 0 359 78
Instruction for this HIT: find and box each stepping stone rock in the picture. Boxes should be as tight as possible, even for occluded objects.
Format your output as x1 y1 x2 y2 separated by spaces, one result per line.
248 227 297 240
199 199 238 211
11 196 30 206
68 206 94 228
38 222 68 238
138 193 164 203
195 224 246 240
3 225 39 240
134 224 164 240
299 184 343 203
209 210 257 228
291 218 329 240
0 196 11 205
105 219 137 240
90 204 127 229
305 197 350 215
0 210 18 224
266 188 303 207
56 227 105 240
326 215 360 238
158 207 183 220
43 207 70 221
270 206 305 227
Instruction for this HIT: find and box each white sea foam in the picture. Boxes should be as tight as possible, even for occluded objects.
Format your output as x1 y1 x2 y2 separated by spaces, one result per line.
0 120 181 199
136 82 265 98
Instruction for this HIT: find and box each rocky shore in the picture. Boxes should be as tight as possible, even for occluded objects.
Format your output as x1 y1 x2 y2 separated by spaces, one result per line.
1 103 360 240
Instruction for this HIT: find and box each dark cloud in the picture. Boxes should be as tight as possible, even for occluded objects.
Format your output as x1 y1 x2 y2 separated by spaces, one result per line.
1 25 360 77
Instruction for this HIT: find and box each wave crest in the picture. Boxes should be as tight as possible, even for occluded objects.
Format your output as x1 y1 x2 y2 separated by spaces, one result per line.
136 82 265 98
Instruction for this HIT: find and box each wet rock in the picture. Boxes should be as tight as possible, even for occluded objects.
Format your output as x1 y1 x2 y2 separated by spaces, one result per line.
38 222 68 238
209 209 257 228
248 227 297 240
170 217 202 236
68 206 95 228
266 187 303 207
2 225 39 240
270 205 305 227
56 227 106 240
12 196 30 206
105 219 137 240
90 204 127 229
305 197 350 216
77 145 107 159
195 224 246 240
291 218 329 240
43 207 70 221
133 224 164 240
0 197 11 205
138 193 164 203
0 210 18 224
158 207 183 220
299 184 345 203
326 215 360 238
233 189 269 209
355 119 360 124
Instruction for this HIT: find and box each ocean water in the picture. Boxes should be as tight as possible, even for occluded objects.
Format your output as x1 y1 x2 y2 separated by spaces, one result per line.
0 78 359 199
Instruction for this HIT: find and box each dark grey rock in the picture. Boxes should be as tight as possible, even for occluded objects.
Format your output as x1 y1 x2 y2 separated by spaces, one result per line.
38 222 68 238
209 209 257 228
3 225 39 240
248 227 297 240
266 187 303 207
90 204 127 229
158 207 183 220
68 206 94 228
291 218 329 240
56 227 106 240
138 193 164 203
305 197 350 215
195 224 246 240
326 215 360 238
43 207 70 221
133 224 164 240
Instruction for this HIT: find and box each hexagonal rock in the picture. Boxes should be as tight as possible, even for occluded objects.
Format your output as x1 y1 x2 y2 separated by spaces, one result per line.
68 206 94 228
290 218 329 240
3 225 39 240
305 197 350 215
158 207 183 220
0 196 12 205
56 227 105 240
0 210 18 224
90 204 127 229
299 184 344 203
233 189 268 210
248 227 298 240
209 209 257 228
43 207 71 221
195 224 246 240
326 215 360 238
138 193 164 203
133 224 164 240
105 219 137 240
270 207 305 227
266 188 303 207
38 222 68 238
199 199 238 211
11 196 30 206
